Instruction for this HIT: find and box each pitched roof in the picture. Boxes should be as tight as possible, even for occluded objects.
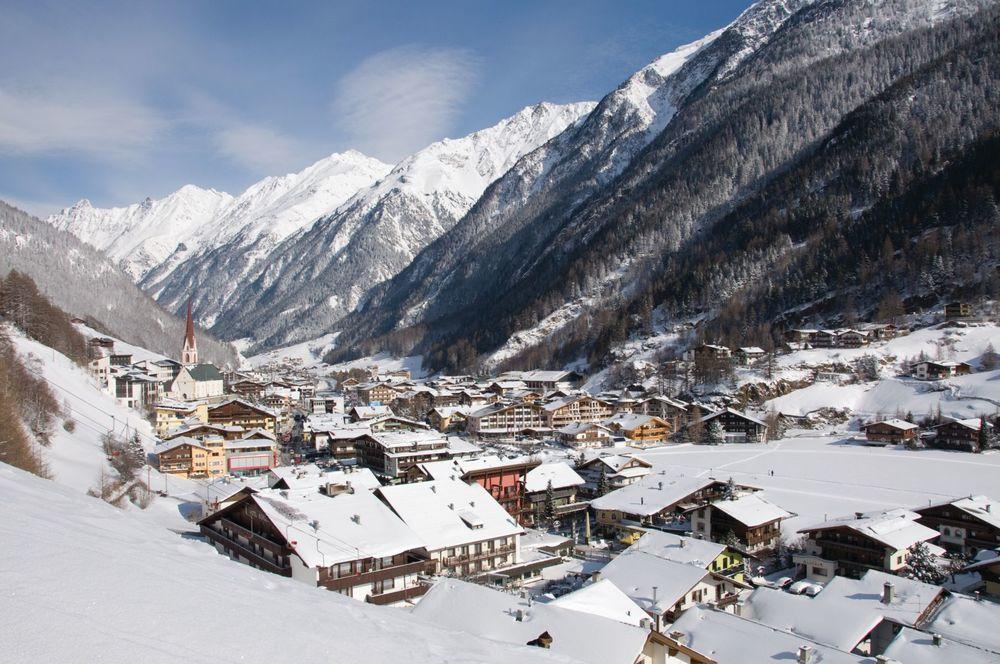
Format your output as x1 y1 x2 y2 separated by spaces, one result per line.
524 463 585 493
598 548 711 613
186 363 222 382
921 495 1000 530
698 407 766 427
883 627 995 664
669 606 871 664
923 593 1000 654
412 578 650 664
376 479 522 551
863 418 919 431
153 435 208 455
799 508 939 550
251 488 422 568
710 494 791 527
590 471 718 516
625 530 726 569
548 579 649 627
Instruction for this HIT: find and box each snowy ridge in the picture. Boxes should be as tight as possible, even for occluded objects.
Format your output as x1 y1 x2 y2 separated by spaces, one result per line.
49 150 392 283
48 186 234 280
193 100 595 350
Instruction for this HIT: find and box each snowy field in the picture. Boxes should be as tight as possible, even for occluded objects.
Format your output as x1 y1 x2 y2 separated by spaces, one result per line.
636 434 1000 536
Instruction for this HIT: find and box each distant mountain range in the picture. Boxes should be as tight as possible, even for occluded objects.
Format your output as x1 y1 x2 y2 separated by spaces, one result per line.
42 0 1000 374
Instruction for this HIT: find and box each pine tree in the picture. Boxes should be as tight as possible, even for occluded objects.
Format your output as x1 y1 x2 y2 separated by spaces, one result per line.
597 466 609 497
978 416 991 452
982 342 999 370
708 420 726 445
904 542 946 585
722 476 738 500
128 430 145 469
543 480 556 524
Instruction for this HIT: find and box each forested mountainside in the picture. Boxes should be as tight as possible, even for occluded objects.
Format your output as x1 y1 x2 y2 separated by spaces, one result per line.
0 202 238 366
161 102 594 352
330 0 1000 373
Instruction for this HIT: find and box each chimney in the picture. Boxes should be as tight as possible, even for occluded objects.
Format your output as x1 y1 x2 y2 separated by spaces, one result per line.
881 581 894 604
430 485 437 493
515 609 526 622
448 502 455 510
987 503 992 513
591 571 602 582
932 633 943 646
351 514 362 525
669 630 685 645
680 538 686 548
797 645 813 664
855 512 864 519
658 481 664 490
641 496 645 505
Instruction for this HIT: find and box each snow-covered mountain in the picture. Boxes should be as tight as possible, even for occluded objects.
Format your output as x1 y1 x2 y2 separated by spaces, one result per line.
49 150 392 283
330 0 999 373
152 101 595 348
48 186 234 280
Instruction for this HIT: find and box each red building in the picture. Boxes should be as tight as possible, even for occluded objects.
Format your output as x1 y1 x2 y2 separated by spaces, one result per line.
412 456 541 525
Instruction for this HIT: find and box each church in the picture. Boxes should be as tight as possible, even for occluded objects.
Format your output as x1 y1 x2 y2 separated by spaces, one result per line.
169 302 225 400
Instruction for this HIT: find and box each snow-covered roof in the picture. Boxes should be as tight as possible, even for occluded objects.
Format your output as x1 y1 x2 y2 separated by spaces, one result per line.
738 346 766 354
799 508 939 550
417 455 535 482
923 593 1000 655
267 465 381 492
863 418 919 431
201 475 268 504
557 422 612 436
376 479 522 551
524 463 585 493
669 606 871 664
251 488 422 568
548 579 648 627
582 454 650 473
349 405 393 419
369 430 449 450
625 530 725 568
590 471 718 516
922 495 1000 530
153 435 208 455
521 370 578 383
603 413 661 430
412 578 650 664
698 407 766 427
883 627 995 664
937 417 992 431
598 549 711 613
740 587 882 652
710 493 791 527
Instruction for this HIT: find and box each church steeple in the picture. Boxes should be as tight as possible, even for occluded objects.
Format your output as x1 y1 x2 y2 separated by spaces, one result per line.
181 300 198 365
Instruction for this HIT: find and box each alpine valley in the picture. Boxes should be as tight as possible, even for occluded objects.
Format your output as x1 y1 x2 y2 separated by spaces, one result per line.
42 0 1000 375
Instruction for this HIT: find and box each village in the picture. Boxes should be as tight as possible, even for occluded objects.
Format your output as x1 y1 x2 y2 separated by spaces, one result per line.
70 298 1000 663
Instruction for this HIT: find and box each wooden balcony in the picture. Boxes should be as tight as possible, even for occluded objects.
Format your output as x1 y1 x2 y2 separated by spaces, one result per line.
216 518 288 556
318 558 434 592
365 583 430 606
201 525 291 577
442 544 514 567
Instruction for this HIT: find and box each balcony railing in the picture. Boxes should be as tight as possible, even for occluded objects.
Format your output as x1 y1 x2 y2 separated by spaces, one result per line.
365 583 430 605
201 526 291 576
319 558 435 591
442 544 515 567
216 518 289 557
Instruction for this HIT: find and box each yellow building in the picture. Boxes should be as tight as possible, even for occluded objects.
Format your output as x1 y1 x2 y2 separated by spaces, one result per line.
154 401 208 438
153 436 225 479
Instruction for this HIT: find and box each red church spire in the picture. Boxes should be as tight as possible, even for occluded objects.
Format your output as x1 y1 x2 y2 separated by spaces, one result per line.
182 299 198 364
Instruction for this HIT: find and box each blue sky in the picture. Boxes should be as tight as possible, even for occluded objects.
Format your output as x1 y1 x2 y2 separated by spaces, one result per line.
0 0 751 217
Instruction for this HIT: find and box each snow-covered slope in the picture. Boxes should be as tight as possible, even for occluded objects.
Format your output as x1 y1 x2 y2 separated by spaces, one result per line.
49 150 392 284
0 462 574 664
182 101 595 349
9 329 157 493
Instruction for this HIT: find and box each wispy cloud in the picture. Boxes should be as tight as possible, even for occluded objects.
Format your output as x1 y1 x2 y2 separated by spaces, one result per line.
332 45 479 162
212 122 308 174
0 86 165 161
